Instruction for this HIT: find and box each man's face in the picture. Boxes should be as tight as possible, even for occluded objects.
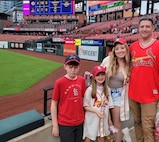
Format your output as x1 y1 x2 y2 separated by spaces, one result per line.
139 20 154 39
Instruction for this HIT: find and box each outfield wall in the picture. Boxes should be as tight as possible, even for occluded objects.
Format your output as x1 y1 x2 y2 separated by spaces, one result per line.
8 117 60 142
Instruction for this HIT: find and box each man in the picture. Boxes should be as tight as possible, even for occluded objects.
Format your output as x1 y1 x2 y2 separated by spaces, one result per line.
129 17 159 142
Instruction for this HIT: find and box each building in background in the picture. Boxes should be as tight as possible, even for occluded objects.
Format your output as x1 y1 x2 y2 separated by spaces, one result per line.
4 0 23 23
13 0 23 9
0 1 14 13
87 0 133 23
6 7 23 23
0 0 22 13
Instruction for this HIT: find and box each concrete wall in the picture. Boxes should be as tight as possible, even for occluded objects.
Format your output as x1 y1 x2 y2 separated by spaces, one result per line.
7 115 136 142
8 117 60 142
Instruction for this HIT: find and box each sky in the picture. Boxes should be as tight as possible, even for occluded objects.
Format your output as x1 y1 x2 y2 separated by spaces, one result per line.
139 1 159 14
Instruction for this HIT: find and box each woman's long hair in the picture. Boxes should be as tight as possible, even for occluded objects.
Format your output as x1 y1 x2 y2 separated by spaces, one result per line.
107 43 131 78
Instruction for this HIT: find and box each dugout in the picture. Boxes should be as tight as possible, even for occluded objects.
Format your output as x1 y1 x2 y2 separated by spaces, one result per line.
24 37 52 52
51 37 65 56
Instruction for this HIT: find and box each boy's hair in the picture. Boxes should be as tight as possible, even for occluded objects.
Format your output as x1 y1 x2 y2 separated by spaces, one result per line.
67 61 79 66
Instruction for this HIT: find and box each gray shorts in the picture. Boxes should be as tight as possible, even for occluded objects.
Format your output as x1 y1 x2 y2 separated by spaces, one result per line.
110 88 122 107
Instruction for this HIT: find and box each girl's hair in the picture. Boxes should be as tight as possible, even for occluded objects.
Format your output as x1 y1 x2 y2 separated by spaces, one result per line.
91 74 109 98
107 43 131 77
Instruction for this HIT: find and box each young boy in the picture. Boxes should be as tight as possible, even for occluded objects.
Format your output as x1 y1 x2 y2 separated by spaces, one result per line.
51 54 86 142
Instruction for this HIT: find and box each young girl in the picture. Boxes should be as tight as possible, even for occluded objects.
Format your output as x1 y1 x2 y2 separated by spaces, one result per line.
83 65 113 142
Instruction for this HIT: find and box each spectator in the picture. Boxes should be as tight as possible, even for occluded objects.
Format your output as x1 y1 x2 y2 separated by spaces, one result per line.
129 17 159 142
83 65 113 142
84 37 131 142
50 54 86 142
101 38 131 142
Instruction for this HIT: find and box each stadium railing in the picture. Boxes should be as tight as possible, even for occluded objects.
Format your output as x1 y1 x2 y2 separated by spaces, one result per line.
43 86 54 116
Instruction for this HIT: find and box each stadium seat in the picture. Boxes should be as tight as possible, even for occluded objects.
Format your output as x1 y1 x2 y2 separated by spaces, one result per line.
0 109 44 142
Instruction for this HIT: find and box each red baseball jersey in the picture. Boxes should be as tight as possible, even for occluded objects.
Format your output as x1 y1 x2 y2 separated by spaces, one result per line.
129 39 159 103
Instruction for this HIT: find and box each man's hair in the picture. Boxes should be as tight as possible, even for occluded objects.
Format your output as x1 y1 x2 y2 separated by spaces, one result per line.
139 16 154 25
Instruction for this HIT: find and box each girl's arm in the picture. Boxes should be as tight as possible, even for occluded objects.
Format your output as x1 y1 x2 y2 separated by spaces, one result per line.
50 100 59 137
108 109 113 126
84 106 104 118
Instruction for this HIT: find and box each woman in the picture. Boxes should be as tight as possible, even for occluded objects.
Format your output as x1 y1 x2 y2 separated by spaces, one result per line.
101 38 131 142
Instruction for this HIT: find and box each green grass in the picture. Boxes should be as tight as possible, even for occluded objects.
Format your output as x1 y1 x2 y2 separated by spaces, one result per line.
0 50 62 96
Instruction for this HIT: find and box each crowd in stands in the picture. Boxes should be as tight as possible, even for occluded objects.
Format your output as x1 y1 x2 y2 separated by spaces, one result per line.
60 13 159 43
1 13 159 44
0 33 46 42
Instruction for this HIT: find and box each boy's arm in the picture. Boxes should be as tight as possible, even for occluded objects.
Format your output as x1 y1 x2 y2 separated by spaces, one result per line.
51 100 59 137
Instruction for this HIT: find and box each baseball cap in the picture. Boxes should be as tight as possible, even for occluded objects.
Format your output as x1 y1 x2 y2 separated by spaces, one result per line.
65 54 80 64
92 65 106 76
114 38 127 46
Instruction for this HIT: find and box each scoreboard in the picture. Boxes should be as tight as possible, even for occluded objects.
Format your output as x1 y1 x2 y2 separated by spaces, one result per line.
23 0 74 15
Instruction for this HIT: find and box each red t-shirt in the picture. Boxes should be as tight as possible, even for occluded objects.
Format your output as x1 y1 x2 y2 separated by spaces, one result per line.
129 39 159 103
52 76 86 126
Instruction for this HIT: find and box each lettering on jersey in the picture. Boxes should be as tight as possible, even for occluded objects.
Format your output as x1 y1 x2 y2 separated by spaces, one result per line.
131 48 156 67
73 88 78 96
64 84 81 95
93 97 108 108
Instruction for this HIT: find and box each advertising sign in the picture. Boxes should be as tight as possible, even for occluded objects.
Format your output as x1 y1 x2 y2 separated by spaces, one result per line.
81 39 104 46
88 1 105 7
23 0 30 15
88 0 129 16
100 1 124 10
11 43 24 49
89 1 115 12
63 44 76 56
89 4 100 12
36 43 43 52
0 41 8 48
64 38 74 44
75 39 81 46
52 38 64 42
78 46 99 61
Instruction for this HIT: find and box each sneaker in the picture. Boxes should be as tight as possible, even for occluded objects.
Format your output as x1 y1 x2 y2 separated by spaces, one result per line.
122 127 132 142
